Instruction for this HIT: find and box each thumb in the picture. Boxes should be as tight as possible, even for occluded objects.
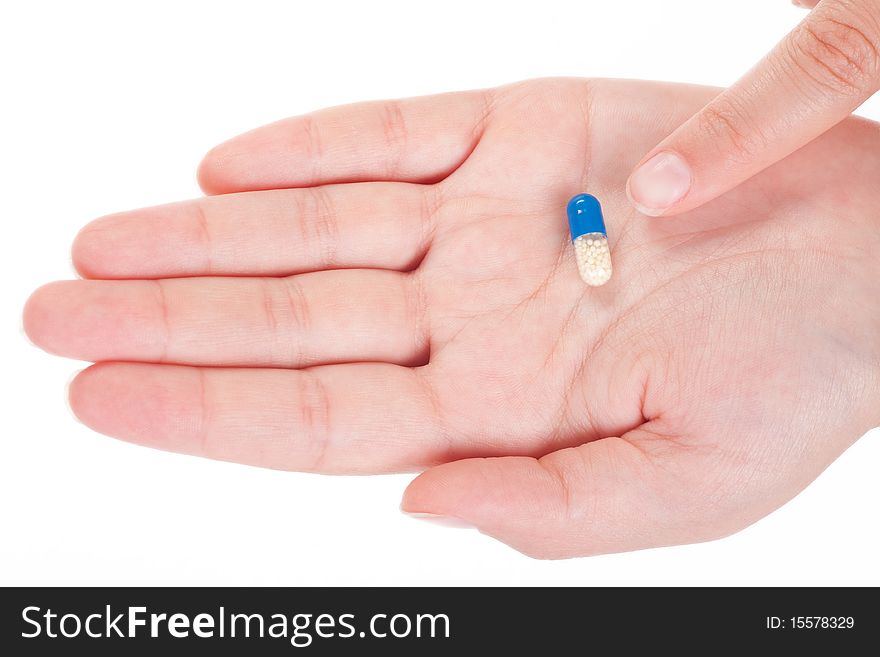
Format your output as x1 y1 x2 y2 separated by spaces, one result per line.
401 431 721 559
626 0 880 217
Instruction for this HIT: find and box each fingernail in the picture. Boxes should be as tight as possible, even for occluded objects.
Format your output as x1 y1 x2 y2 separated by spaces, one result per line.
627 151 692 216
403 512 475 529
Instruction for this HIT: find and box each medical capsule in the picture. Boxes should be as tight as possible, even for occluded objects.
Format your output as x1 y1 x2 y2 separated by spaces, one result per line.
567 193 611 286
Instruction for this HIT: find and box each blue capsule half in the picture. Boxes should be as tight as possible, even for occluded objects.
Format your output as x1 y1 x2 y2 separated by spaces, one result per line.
567 193 606 239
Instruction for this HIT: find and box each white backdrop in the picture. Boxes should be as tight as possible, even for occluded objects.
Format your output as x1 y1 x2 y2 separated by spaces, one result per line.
2 0 878 586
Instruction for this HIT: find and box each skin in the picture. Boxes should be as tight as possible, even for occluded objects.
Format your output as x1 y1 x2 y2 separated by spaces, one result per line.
23 79 880 558
628 0 880 215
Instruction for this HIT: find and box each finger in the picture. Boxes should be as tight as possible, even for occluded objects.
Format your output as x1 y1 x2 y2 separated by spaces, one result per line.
402 428 716 559
69 362 444 473
627 0 880 216
73 183 434 279
24 270 427 367
197 89 495 194
793 0 821 9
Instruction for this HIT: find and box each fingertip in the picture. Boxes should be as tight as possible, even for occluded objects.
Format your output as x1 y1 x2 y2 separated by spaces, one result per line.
67 362 135 441
23 281 76 355
197 126 274 195
22 283 48 348
71 217 114 279
401 460 476 517
63 366 87 423
67 363 100 428
66 363 200 450
72 213 155 279
402 457 573 559
401 457 536 524
196 144 231 195
401 461 499 533
73 205 205 280
400 466 447 516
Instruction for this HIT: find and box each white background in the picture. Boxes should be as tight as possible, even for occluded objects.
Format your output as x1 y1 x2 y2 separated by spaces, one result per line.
2 0 878 586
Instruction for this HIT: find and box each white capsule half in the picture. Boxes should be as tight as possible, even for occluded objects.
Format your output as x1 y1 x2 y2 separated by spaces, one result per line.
573 233 612 286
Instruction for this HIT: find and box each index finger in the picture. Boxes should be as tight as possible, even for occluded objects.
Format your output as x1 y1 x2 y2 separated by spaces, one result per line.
627 0 880 217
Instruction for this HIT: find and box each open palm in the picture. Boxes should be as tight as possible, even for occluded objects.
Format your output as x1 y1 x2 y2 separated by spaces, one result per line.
25 79 880 557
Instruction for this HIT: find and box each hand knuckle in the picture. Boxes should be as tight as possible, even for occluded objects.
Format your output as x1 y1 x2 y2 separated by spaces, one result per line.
793 14 880 94
379 99 409 177
296 372 332 469
295 188 339 267
696 98 766 161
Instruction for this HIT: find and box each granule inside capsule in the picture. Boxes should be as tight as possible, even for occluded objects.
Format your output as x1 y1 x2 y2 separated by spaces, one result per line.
573 233 612 286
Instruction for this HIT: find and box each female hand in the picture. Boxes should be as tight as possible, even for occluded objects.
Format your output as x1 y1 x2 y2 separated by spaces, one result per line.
24 79 880 558
627 0 880 216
